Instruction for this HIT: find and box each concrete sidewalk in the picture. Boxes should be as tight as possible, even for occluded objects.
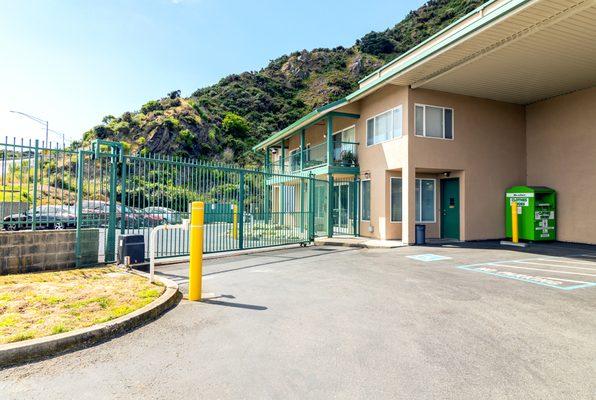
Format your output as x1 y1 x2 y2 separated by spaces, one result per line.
1 243 595 399
314 236 405 248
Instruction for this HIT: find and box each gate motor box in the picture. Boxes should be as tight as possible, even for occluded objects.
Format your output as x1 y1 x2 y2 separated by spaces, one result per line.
505 186 556 241
117 234 145 265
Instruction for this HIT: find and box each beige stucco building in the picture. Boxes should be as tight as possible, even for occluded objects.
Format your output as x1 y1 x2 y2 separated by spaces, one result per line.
255 0 596 245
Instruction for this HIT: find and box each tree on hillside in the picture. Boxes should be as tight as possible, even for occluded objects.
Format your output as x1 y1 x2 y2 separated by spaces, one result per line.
358 31 395 56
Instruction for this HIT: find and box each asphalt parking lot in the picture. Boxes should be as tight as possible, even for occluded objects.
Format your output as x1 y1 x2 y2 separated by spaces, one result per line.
1 241 595 400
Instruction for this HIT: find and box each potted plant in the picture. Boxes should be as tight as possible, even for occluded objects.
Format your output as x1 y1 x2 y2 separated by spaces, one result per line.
339 150 356 166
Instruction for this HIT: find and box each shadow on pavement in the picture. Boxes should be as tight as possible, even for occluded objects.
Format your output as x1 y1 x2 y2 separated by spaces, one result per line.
201 299 267 311
202 247 356 277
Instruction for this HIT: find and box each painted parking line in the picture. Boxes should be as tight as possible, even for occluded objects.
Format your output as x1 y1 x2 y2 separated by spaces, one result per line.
514 260 596 272
534 258 596 267
457 256 596 291
406 254 452 262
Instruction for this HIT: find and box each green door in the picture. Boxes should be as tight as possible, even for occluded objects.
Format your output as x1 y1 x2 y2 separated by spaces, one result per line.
440 178 460 240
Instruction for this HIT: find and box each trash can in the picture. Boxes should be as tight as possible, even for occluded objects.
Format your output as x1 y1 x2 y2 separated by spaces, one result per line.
415 224 426 245
117 234 145 265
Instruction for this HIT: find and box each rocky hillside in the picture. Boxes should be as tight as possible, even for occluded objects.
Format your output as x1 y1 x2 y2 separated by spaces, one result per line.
79 0 486 166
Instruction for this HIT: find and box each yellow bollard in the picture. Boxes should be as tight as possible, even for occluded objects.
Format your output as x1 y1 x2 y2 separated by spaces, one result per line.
188 201 204 301
511 201 519 244
232 204 238 240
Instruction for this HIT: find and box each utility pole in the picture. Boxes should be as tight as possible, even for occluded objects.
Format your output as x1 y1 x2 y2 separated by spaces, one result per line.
10 111 49 145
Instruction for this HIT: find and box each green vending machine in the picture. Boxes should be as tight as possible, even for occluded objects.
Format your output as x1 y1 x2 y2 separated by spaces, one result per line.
505 186 556 241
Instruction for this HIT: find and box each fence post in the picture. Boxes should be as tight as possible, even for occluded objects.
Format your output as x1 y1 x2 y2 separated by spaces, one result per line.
300 129 305 170
263 176 270 223
105 147 118 262
280 140 285 226
353 175 359 237
31 139 39 231
232 204 238 240
120 155 127 234
299 178 304 232
327 174 334 238
75 150 84 267
308 175 315 241
238 172 245 250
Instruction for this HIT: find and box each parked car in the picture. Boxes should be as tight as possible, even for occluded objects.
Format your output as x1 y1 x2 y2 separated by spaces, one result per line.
143 207 183 224
3 205 77 231
75 201 164 228
122 206 164 228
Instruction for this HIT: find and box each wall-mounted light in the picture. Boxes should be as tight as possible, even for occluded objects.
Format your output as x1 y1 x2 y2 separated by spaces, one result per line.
271 149 277 154
443 171 451 177
364 172 371 179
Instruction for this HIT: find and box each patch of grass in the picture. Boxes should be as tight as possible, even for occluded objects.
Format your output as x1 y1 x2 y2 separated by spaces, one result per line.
96 297 111 309
7 332 34 343
51 324 70 335
138 288 160 299
0 314 19 328
0 267 165 344
0 293 12 302
110 305 135 319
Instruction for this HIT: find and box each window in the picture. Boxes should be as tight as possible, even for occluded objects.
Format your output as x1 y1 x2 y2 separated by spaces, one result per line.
415 179 435 222
333 126 355 143
388 177 403 222
366 106 402 146
387 178 435 223
415 104 454 139
390 178 402 222
333 126 356 164
361 180 371 221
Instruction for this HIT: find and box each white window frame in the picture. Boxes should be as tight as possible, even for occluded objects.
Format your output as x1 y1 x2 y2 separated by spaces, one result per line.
360 179 371 221
333 124 356 141
390 177 402 223
416 178 436 223
414 103 454 140
366 105 403 147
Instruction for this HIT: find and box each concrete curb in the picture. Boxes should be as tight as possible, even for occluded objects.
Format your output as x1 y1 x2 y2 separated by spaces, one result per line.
0 273 181 369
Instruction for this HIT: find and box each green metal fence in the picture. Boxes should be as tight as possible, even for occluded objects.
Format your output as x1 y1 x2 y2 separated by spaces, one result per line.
1 137 329 265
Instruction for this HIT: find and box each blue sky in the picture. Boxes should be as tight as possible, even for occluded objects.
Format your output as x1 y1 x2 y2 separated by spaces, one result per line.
0 0 424 144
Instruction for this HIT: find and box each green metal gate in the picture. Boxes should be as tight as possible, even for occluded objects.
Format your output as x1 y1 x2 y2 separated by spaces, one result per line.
1 137 336 266
74 140 123 264
84 140 324 263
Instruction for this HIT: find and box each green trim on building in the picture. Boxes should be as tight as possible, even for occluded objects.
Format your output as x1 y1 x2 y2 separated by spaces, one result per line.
252 98 348 150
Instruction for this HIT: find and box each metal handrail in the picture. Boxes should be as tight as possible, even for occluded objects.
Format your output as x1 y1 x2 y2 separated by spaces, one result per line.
267 141 359 173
